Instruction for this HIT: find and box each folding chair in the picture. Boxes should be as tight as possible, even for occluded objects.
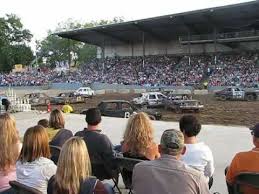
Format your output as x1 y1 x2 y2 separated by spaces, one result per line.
115 156 144 194
49 145 61 164
91 159 121 194
233 172 259 194
9 181 42 194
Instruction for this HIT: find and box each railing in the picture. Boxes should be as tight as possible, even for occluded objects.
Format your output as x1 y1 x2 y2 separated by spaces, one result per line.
179 30 259 42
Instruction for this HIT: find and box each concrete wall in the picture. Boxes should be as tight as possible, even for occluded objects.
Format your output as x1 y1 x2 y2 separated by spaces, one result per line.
103 40 259 57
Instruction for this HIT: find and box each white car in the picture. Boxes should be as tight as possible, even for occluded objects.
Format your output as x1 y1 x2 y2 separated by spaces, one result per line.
132 92 167 107
74 87 95 97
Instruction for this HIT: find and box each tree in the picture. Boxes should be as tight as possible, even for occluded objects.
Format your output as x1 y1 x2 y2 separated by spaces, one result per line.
38 17 124 68
0 14 34 72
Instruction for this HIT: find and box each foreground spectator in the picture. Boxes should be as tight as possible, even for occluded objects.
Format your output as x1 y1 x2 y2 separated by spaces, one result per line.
75 108 116 180
16 125 56 194
180 115 214 186
121 112 160 188
48 109 73 147
38 119 49 128
48 137 113 194
122 112 160 160
0 114 20 192
226 123 259 194
132 129 209 194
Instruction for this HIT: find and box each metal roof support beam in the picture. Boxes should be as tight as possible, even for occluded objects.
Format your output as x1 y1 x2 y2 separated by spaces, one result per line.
91 29 130 44
142 32 145 67
203 14 221 32
213 28 218 64
133 23 168 42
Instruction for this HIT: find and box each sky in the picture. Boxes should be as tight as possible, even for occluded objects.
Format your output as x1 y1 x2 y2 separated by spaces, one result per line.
0 0 254 48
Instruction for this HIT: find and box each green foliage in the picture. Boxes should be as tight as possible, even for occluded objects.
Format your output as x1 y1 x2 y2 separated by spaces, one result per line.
38 17 124 68
0 14 33 72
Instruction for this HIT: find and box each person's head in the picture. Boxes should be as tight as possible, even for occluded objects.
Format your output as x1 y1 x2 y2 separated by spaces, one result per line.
49 109 65 129
85 108 101 126
0 113 19 172
179 115 201 137
19 125 50 163
37 119 49 128
159 129 186 159
54 137 91 194
123 112 154 154
250 123 259 147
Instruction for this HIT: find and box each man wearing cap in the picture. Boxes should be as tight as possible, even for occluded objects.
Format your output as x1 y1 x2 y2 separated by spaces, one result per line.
226 123 259 194
132 129 209 194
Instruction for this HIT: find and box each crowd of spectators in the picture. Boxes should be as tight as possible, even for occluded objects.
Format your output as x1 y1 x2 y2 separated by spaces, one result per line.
0 53 258 88
209 53 259 88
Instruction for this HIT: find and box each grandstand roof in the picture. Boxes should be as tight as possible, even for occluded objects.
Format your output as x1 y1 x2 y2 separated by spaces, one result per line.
56 1 259 46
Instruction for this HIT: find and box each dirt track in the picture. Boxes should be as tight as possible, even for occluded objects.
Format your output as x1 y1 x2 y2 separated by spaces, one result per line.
35 93 259 127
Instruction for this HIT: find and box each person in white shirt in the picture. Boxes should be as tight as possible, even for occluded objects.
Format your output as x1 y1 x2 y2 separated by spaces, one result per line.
179 115 214 188
16 125 57 194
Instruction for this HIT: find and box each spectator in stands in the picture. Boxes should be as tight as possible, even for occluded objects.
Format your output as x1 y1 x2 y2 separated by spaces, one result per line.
226 123 259 194
48 109 73 147
179 115 214 187
16 125 56 194
122 112 160 160
47 137 113 194
0 114 20 192
132 129 209 194
38 119 49 128
75 108 117 180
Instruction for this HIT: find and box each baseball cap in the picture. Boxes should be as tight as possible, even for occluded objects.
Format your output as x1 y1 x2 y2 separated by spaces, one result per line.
250 123 259 138
160 129 184 153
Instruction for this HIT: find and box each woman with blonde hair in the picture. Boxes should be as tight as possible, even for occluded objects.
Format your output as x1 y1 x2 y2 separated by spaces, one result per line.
16 125 57 194
48 109 73 147
0 113 20 192
122 112 160 160
47 137 113 194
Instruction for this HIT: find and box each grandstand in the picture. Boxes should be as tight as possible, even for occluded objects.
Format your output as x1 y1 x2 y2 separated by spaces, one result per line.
54 1 259 89
57 1 259 57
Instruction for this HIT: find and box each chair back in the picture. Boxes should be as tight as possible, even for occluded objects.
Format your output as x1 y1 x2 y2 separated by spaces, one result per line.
49 145 61 164
115 156 144 190
234 172 259 194
9 181 42 194
115 156 143 171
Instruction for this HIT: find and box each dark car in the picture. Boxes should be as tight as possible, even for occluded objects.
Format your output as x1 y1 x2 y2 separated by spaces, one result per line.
50 92 86 105
23 93 50 106
214 87 259 101
81 100 162 120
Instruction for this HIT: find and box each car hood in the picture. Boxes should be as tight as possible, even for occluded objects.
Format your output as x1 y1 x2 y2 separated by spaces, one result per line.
137 108 161 116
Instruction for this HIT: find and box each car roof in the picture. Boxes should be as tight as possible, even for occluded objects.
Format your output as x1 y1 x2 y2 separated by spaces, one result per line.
77 87 91 89
100 100 130 103
142 92 163 95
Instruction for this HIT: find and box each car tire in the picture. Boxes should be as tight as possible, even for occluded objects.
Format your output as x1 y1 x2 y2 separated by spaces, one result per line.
149 115 156 120
142 103 148 109
245 94 255 101
194 109 200 113
220 95 227 101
